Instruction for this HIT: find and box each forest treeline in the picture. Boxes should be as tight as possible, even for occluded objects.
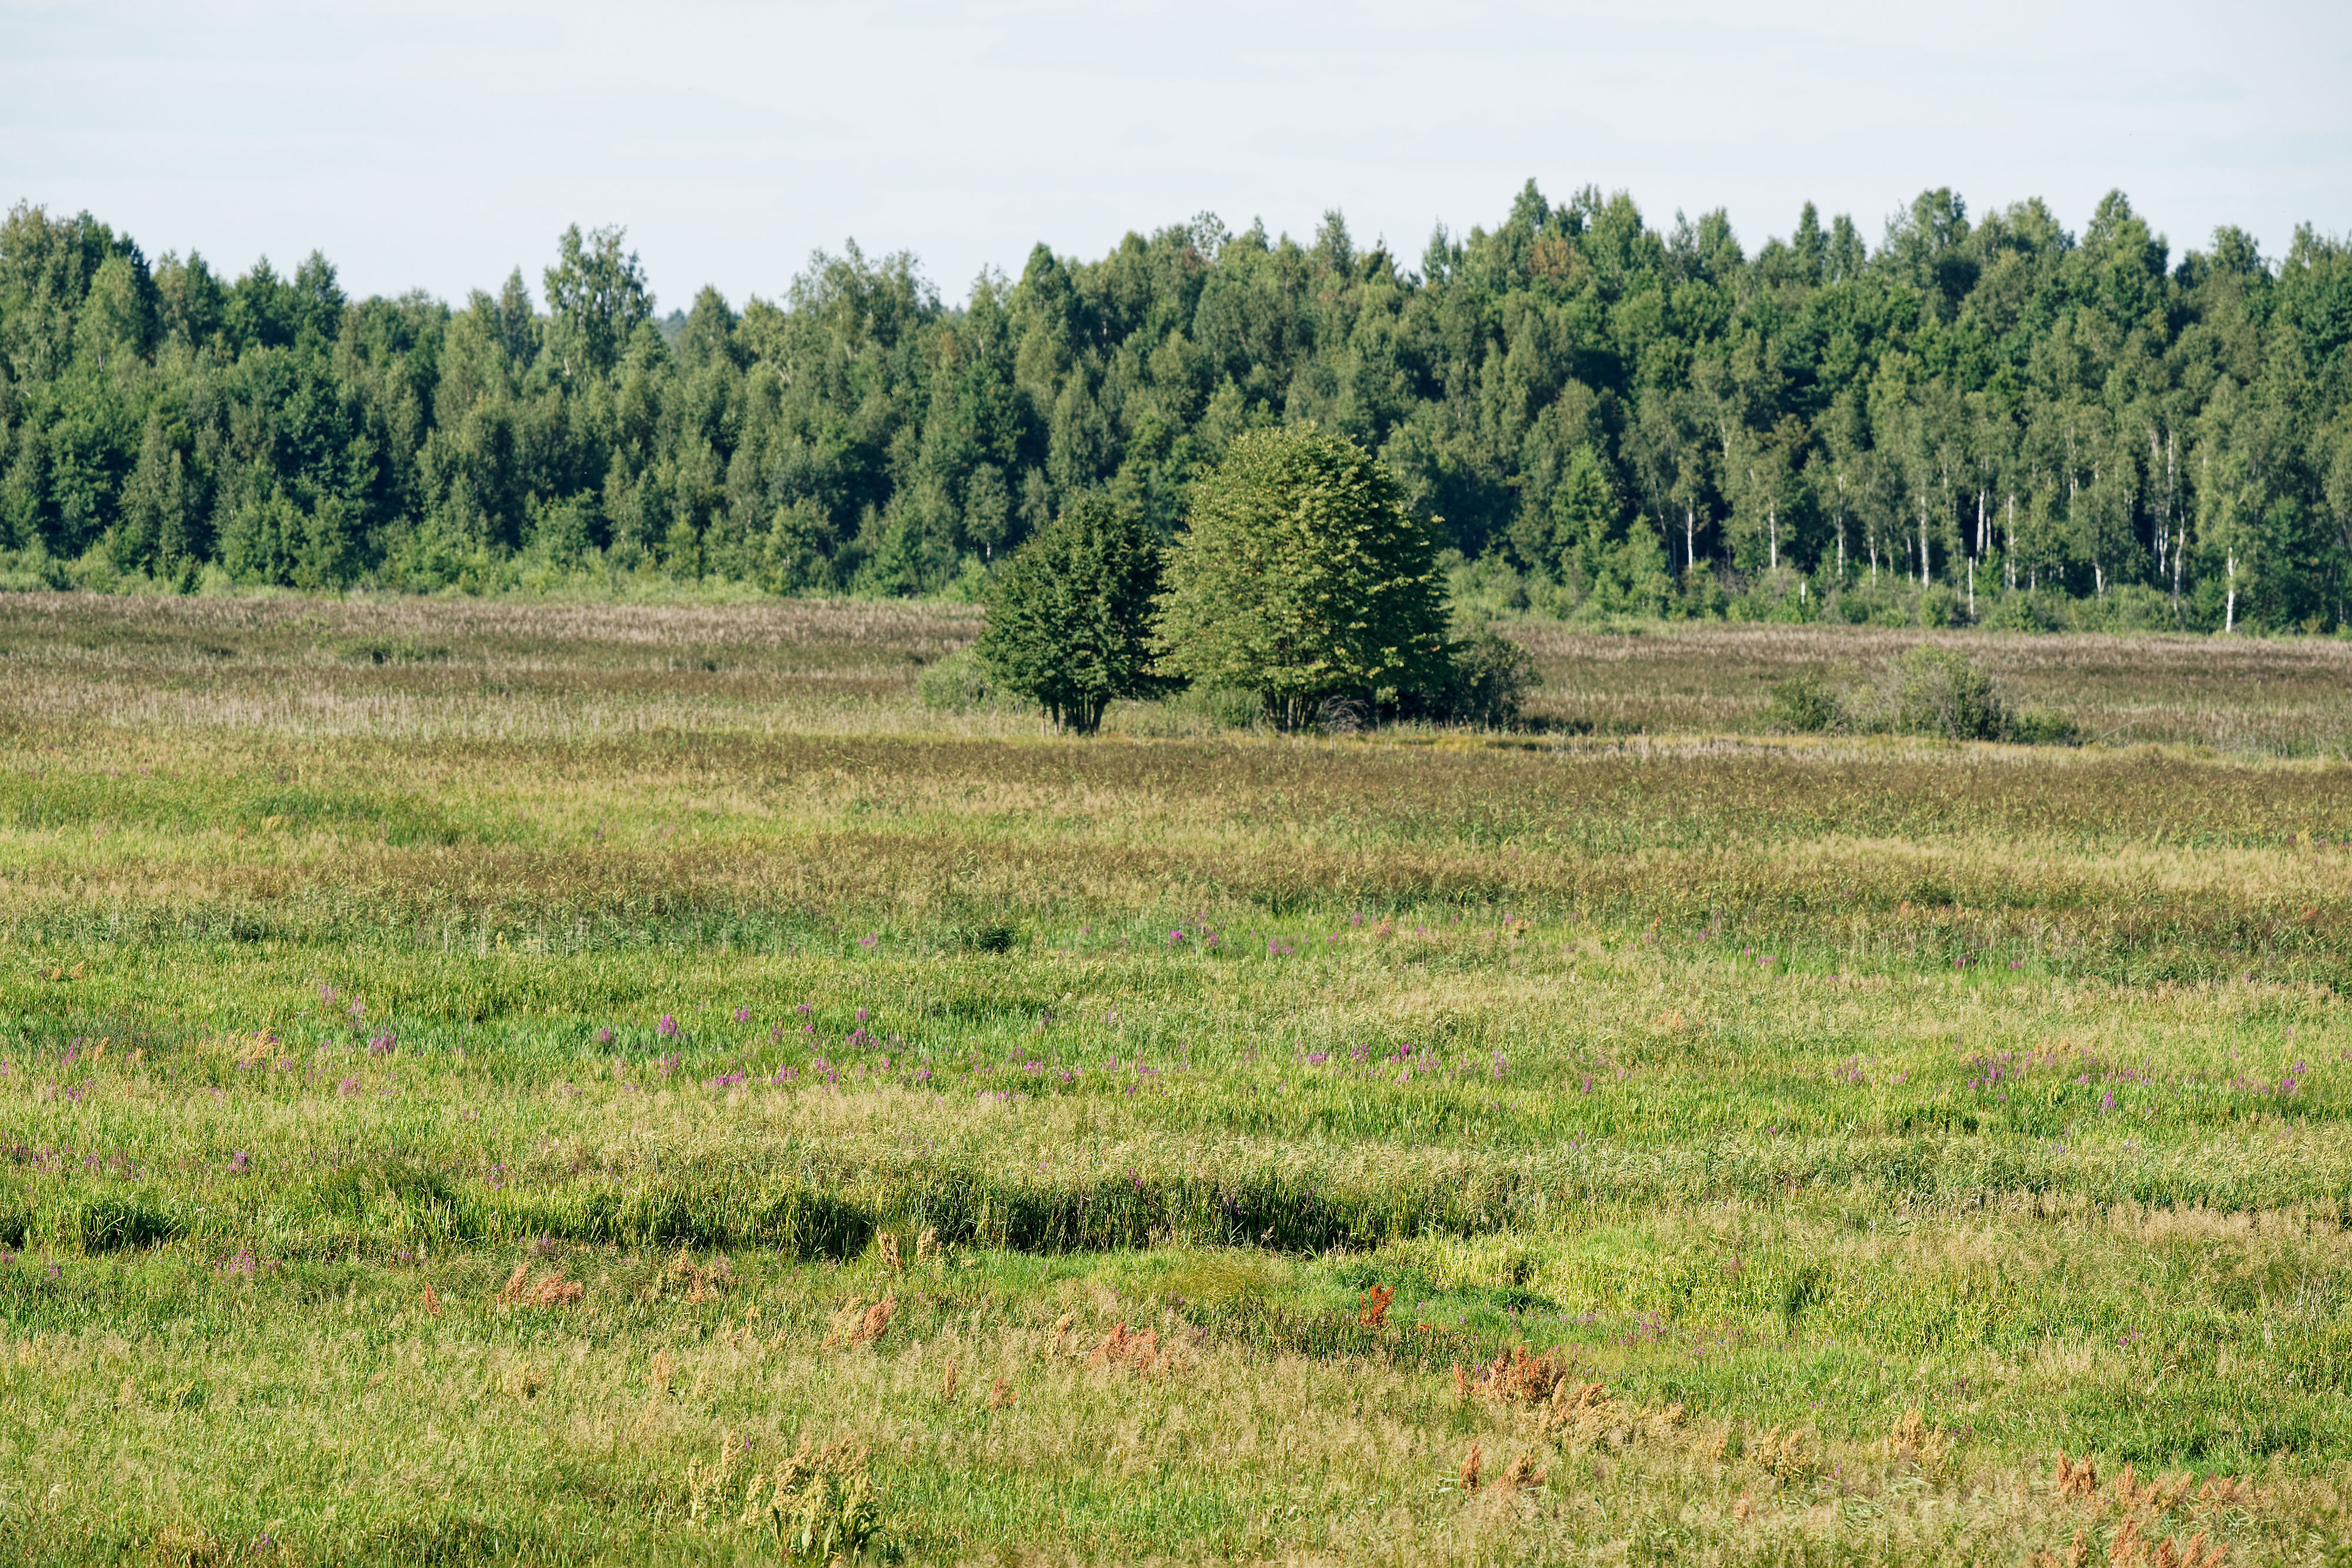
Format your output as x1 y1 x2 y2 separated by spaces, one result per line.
3 183 2350 630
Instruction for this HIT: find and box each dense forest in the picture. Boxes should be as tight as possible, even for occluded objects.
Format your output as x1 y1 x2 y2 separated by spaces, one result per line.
4 183 2350 630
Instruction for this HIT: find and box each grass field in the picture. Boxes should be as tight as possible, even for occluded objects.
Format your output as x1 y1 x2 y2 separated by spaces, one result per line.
3 593 2351 1566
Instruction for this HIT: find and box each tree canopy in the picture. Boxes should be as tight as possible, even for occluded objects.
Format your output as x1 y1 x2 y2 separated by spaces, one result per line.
4 185 2350 630
1155 423 1449 729
973 492 1164 733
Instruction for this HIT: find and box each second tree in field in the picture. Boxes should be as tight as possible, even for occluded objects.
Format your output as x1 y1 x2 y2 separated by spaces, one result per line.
973 493 1166 734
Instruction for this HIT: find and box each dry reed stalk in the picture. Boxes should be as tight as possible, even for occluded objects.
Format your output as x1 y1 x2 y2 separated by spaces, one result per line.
1084 1322 1162 1376
1473 1343 1576 1405
496 1263 530 1307
2193 1476 2253 1512
940 1358 958 1401
915 1226 940 1263
1887 1406 1952 1473
1457 1443 1484 1494
2109 1463 2194 1516
1746 1425 1815 1483
987 1377 1014 1409
2027 1531 2091 1568
2055 1450 2099 1499
1731 1497 1752 1522
878 1233 903 1272
1088 1323 1132 1369
1498 1453 1546 1490
2091 1519 2234 1568
853 1297 895 1346
671 1249 728 1303
422 1283 442 1319
1541 1377 1610 1435
684 1427 743 1524
527 1273 583 1308
823 1302 865 1348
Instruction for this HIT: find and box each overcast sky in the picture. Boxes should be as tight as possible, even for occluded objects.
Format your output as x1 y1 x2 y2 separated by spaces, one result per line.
4 0 2347 312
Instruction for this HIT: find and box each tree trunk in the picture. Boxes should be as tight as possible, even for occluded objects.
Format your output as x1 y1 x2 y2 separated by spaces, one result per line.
1835 473 1847 581
2173 519 2186 616
2004 492 2016 591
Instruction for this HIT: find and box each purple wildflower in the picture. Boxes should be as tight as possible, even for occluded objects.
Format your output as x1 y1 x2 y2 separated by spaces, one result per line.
657 1014 679 1038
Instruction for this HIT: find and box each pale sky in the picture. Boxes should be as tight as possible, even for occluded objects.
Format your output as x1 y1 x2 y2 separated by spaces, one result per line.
4 0 2347 312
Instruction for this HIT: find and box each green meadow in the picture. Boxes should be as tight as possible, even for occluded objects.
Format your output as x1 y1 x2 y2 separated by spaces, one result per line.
3 594 2350 1565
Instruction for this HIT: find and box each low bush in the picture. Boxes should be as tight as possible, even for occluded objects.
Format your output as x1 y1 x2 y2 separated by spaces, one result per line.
1885 646 2007 740
914 647 998 714
1405 628 1543 729
1768 647 2079 744
1764 673 1844 733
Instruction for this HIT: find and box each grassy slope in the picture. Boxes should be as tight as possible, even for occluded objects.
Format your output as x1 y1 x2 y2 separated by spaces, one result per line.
1 594 2349 1564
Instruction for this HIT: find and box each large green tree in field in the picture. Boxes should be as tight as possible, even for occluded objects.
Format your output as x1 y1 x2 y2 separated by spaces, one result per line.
974 492 1164 733
1155 423 1449 730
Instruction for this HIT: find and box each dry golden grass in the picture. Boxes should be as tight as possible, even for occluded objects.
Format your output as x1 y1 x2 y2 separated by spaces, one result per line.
1509 621 2352 752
